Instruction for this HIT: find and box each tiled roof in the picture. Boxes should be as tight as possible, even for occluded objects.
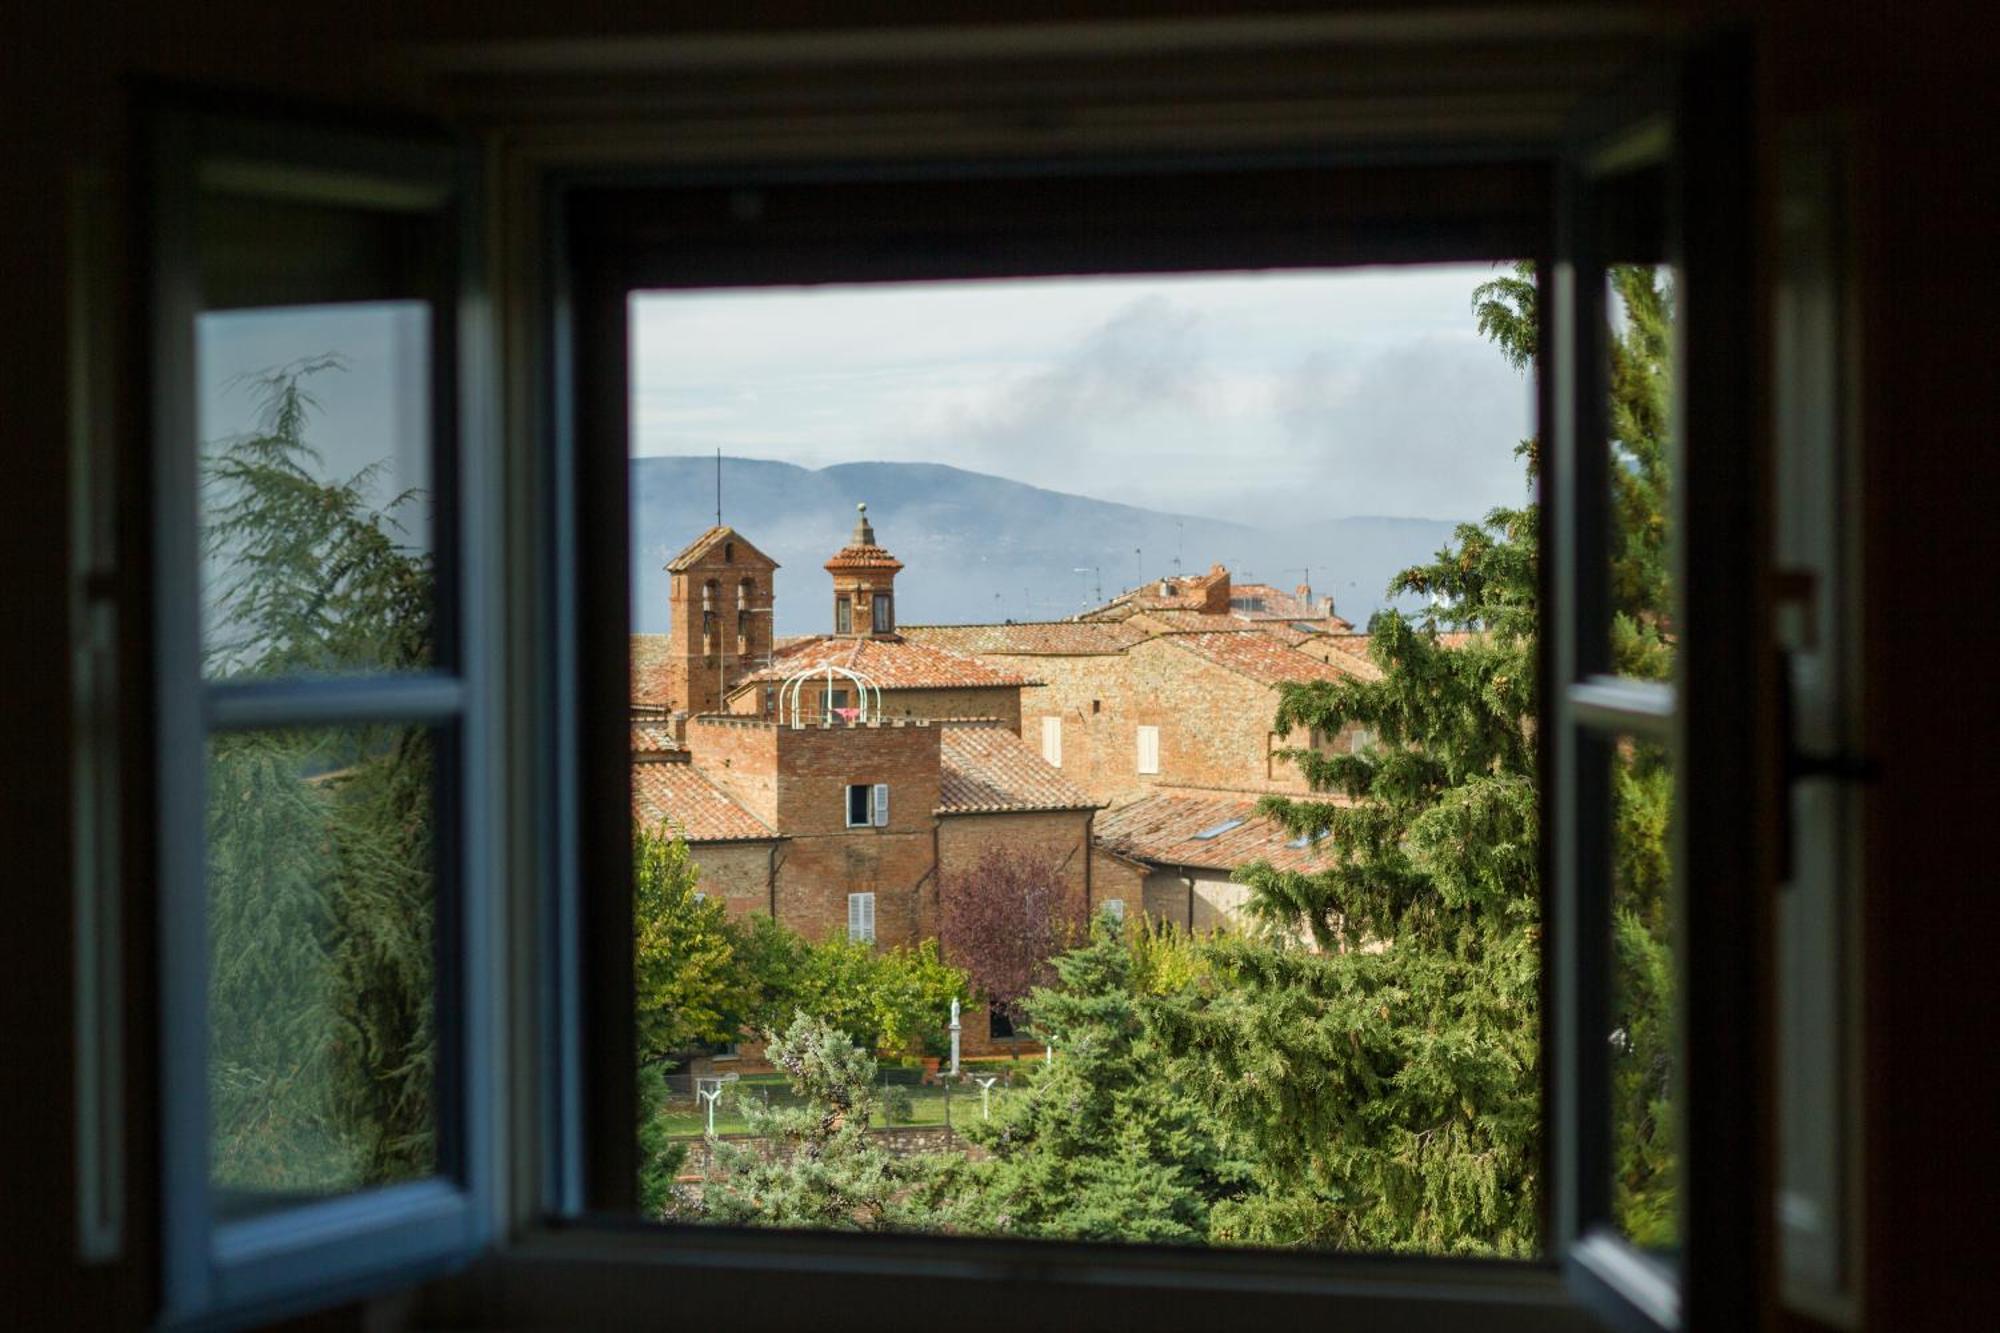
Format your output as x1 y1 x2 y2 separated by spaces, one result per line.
823 541 904 572
632 722 680 753
902 621 1150 656
1156 632 1366 687
665 525 779 573
632 760 776 843
632 634 675 706
735 636 1035 690
936 725 1099 814
1082 565 1231 617
1094 791 1338 874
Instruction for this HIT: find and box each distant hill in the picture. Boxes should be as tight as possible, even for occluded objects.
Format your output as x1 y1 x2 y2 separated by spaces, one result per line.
631 456 1466 636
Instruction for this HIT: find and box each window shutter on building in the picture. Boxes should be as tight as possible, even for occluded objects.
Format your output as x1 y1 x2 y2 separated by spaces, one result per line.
1041 716 1062 767
1137 725 1160 774
872 782 890 827
848 891 876 943
1102 898 1126 923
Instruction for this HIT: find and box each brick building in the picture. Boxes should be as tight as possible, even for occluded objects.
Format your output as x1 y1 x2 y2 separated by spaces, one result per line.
1093 789 1344 933
906 610 1376 810
632 715 1104 1055
631 526 780 720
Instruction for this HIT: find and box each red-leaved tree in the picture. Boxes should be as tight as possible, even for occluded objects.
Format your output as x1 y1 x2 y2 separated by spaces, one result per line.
936 844 1085 1023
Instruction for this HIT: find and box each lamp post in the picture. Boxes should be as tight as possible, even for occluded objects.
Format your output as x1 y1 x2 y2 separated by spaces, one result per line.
948 997 962 1077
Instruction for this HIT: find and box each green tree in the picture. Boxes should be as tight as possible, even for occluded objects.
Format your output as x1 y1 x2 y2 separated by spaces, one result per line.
687 1013 920 1231
932 921 1248 1244
1149 262 1677 1254
203 358 438 1192
633 827 743 1065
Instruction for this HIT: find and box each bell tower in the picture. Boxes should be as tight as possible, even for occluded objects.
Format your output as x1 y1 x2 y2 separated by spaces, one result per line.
825 502 904 637
664 526 779 714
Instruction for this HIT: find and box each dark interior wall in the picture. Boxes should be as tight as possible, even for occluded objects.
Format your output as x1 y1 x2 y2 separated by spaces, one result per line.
1753 4 2000 1324
2 1 1995 1327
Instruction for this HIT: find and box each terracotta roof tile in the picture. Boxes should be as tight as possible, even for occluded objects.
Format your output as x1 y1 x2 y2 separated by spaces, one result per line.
632 634 676 706
1094 791 1338 874
823 542 904 572
1156 632 1367 687
632 760 775 843
632 722 680 754
936 724 1099 814
902 621 1149 655
735 636 1035 691
665 525 779 573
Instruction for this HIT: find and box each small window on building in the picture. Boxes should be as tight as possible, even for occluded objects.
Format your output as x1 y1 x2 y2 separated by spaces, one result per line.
872 591 892 632
847 891 876 943
1041 715 1062 767
1100 898 1126 924
989 1003 1015 1039
835 595 852 635
1136 725 1160 775
724 541 735 563
846 784 872 827
763 684 776 716
1091 699 1101 714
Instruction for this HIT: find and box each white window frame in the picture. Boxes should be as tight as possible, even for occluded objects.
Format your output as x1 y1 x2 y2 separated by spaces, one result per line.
1136 725 1161 775
847 891 877 943
1041 715 1063 767
1100 898 1126 924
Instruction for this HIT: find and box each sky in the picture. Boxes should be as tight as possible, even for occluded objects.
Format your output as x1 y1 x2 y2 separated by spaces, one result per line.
630 265 1535 528
198 302 433 546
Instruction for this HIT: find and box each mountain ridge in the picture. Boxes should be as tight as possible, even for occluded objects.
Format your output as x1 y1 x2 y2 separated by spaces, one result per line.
631 455 1464 636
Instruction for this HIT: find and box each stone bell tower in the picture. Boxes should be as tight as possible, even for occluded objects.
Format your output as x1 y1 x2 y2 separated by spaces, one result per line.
824 503 904 638
664 526 779 714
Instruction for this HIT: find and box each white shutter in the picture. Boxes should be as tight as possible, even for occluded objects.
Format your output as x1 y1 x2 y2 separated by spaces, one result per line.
1041 715 1062 767
872 782 890 827
848 891 876 943
1137 725 1160 774
1102 898 1126 924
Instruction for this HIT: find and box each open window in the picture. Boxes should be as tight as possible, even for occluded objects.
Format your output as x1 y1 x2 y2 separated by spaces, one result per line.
121 22 1782 1333
141 101 497 1324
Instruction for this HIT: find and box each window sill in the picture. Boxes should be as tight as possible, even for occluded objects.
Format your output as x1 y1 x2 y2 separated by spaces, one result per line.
419 1223 1597 1332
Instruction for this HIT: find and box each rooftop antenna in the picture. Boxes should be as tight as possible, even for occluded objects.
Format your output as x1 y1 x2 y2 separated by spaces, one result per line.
715 447 723 529
1175 521 1184 574
1134 548 1143 588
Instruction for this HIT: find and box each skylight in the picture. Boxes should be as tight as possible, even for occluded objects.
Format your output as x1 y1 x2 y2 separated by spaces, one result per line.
1286 829 1329 849
1191 817 1247 841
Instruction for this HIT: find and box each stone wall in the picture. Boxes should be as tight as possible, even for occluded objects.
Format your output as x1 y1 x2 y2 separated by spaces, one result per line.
684 840 779 917
674 1124 975 1177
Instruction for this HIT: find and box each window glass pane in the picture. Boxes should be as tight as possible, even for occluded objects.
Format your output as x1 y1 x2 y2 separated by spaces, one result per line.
197 300 434 680
626 268 1541 1254
1610 735 1678 1251
207 724 437 1216
1604 265 1676 681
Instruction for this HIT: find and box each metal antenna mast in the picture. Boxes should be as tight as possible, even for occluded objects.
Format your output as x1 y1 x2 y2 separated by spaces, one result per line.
715 447 722 528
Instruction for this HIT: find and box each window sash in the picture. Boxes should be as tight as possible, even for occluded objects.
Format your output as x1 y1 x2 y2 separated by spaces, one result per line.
1042 716 1063 767
144 102 497 1324
1136 725 1160 775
